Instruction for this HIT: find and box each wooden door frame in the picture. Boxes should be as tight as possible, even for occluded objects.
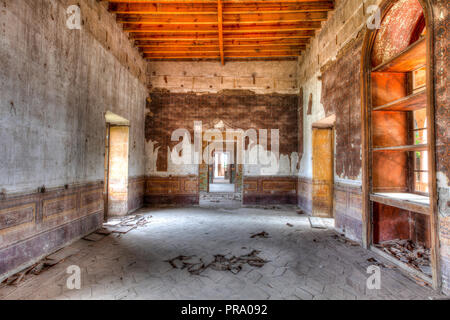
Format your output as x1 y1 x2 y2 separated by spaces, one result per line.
360 0 440 290
104 123 111 222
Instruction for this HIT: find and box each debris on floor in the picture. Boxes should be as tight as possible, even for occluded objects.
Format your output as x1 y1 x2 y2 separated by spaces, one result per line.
296 210 305 215
1 247 80 286
95 228 112 236
411 275 429 287
166 250 269 275
83 227 113 242
268 206 281 210
250 231 270 239
286 223 294 227
104 214 152 235
308 217 328 229
375 240 432 276
83 233 106 242
366 257 396 269
332 233 360 246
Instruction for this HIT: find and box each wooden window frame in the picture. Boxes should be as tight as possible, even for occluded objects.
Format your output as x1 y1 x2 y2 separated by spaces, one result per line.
361 0 441 290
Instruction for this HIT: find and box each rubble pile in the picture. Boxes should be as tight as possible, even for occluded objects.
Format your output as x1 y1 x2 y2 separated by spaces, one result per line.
375 239 431 276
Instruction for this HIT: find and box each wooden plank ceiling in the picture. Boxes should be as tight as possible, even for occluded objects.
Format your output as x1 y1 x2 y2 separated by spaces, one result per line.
106 0 335 64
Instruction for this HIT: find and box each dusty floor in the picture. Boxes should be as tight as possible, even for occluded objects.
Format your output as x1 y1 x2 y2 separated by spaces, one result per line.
209 183 235 193
0 206 445 300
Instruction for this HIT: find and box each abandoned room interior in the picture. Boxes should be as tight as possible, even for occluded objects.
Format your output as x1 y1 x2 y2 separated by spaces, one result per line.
0 0 448 301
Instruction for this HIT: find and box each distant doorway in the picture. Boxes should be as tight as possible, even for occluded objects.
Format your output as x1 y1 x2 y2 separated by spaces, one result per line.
210 151 235 193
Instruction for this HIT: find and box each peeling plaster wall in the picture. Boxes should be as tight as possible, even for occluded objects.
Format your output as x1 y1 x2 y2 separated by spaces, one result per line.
298 73 326 179
298 0 382 183
144 91 299 178
0 0 147 195
297 1 375 240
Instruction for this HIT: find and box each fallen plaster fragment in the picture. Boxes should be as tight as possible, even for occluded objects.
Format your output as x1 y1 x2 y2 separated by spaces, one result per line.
1 247 80 286
332 233 360 247
308 217 327 229
166 250 269 276
103 214 152 235
367 257 396 269
250 231 270 239
83 233 106 242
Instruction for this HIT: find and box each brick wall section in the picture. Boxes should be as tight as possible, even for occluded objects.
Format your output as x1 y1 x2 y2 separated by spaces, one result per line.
145 91 299 172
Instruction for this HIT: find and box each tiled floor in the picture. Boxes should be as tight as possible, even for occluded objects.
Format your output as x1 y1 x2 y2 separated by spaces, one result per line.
0 206 445 300
209 183 236 193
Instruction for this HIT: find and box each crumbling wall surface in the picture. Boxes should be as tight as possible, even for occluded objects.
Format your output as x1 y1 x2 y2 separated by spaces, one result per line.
320 34 364 181
297 0 375 240
0 0 147 279
298 0 380 182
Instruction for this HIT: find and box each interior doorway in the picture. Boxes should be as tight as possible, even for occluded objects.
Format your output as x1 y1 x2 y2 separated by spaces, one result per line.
210 151 235 193
104 112 130 218
312 124 335 218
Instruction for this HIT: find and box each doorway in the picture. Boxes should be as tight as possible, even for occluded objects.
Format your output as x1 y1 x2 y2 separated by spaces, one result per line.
104 112 130 218
312 125 334 218
210 151 235 193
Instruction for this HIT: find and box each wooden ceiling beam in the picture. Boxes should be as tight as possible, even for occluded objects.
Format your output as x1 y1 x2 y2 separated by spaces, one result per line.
122 21 321 33
140 45 305 52
217 0 225 65
106 1 330 3
130 30 315 41
130 31 314 41
135 38 309 47
115 12 328 25
144 51 300 59
104 1 333 62
108 1 334 15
